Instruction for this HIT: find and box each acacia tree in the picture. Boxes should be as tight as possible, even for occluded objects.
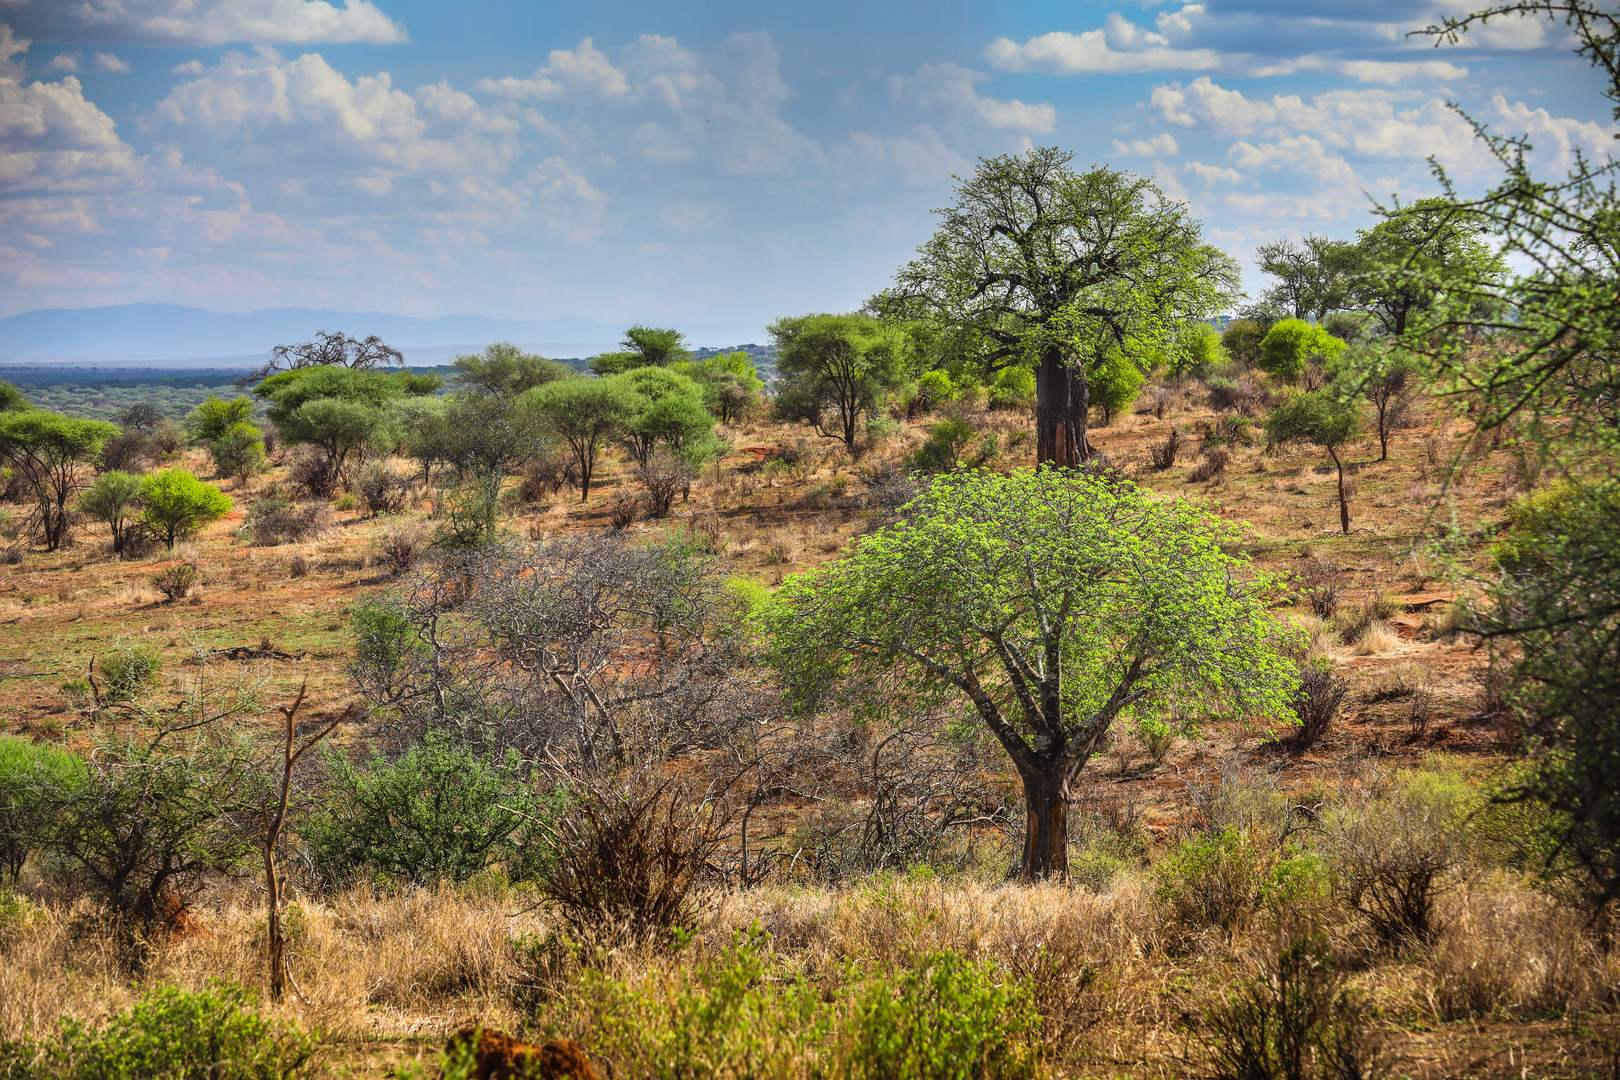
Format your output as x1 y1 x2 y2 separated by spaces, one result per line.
523 377 642 500
770 313 911 454
1255 235 1360 321
0 411 119 550
765 469 1294 881
245 330 404 385
1265 391 1362 534
877 149 1239 466
1411 0 1620 910
1351 197 1506 337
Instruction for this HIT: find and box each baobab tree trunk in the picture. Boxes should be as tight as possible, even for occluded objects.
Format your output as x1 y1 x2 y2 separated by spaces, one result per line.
1034 348 1091 467
1017 764 1072 882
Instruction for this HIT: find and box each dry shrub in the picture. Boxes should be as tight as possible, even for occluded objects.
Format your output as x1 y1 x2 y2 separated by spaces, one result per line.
96 429 152 475
1350 621 1400 657
607 496 638 531
1298 558 1342 618
1150 428 1183 471
286 555 309 579
1188 446 1230 484
150 562 199 601
1424 887 1604 1022
356 462 412 517
245 498 330 546
531 777 726 948
1205 377 1266 416
1288 664 1349 751
286 448 340 500
521 458 575 502
371 521 426 575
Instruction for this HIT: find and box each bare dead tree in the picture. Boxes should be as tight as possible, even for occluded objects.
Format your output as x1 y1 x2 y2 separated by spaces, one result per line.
243 330 404 385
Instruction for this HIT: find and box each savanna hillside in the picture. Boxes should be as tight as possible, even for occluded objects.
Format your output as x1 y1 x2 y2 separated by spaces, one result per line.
2 8 1619 1080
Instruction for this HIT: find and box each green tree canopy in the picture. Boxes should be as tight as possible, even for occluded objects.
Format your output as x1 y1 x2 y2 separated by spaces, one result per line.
0 410 119 550
452 342 576 398
78 470 145 556
1351 196 1507 337
764 468 1294 881
140 468 233 548
1258 318 1347 384
254 366 433 477
522 376 643 500
1264 390 1362 534
770 312 913 453
1255 234 1361 322
184 395 254 444
0 381 29 413
677 352 764 424
210 422 268 484
876 148 1240 465
1089 348 1146 425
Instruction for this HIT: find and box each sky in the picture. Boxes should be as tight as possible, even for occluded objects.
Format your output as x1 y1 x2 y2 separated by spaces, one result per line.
0 0 1611 343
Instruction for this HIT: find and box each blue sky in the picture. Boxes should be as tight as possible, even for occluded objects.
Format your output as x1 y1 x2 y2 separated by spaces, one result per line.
0 0 1608 343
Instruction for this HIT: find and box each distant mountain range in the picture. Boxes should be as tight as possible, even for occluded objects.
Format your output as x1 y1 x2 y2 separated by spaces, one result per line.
0 303 765 367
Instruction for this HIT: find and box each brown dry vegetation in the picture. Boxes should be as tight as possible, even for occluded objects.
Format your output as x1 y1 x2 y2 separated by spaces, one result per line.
0 372 1605 1077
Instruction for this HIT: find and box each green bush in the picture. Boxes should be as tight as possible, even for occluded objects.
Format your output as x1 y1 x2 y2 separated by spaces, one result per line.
1089 350 1144 425
1 980 315 1080
98 643 162 703
140 469 233 549
847 950 1042 1080
304 732 550 886
907 418 976 472
989 368 1035 411
209 422 268 483
0 736 83 884
1490 481 1620 572
1257 320 1346 384
1155 827 1326 939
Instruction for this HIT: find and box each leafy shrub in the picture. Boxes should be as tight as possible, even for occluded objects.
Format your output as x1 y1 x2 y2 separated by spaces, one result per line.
908 418 976 472
989 367 1035 411
209 422 268 483
1155 828 1326 940
908 370 958 417
1257 319 1346 384
77 470 145 557
2 980 315 1080
244 496 330 546
847 950 1042 1080
0 736 83 884
304 732 548 886
140 468 232 549
98 643 162 703
1090 349 1144 425
356 461 412 516
1490 481 1620 573
150 562 200 601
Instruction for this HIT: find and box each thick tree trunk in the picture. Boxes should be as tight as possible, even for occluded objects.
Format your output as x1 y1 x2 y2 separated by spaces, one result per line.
1018 763 1071 882
1033 349 1091 468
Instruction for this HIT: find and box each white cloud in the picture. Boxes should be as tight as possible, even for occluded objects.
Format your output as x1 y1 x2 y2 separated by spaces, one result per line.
0 74 137 196
93 52 132 74
897 63 1056 133
1112 132 1179 156
1185 160 1241 183
986 29 1221 75
831 126 968 190
2 0 406 47
149 49 524 188
44 52 80 74
1340 59 1466 85
474 37 627 102
0 24 25 81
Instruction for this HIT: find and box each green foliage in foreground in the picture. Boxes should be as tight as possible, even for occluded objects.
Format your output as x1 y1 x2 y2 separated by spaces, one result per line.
0 737 84 885
528 931 1041 1080
303 732 552 886
0 980 315 1080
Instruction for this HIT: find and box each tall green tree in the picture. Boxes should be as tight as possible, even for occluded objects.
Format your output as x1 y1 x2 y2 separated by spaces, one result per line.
523 377 643 501
618 367 714 467
254 366 437 480
877 149 1239 465
452 342 575 398
765 469 1294 881
0 411 119 550
1351 196 1507 337
589 325 691 374
1411 0 1620 910
184 396 254 444
1255 234 1360 322
770 313 912 454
